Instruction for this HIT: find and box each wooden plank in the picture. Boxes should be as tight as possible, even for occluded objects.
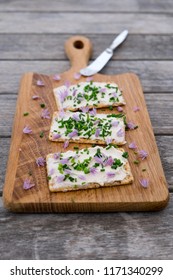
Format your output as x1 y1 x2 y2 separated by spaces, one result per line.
1 34 173 60
1 61 173 93
1 135 173 195
0 0 173 13
2 38 169 212
0 13 173 34
0 194 173 259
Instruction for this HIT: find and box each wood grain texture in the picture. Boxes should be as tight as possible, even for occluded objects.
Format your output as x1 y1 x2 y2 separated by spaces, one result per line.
1 34 173 60
0 195 173 260
0 13 173 34
1 61 173 93
1 0 173 13
3 36 169 212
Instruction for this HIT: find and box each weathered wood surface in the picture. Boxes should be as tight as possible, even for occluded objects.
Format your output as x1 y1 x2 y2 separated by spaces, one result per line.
1 34 173 60
0 195 173 260
1 61 173 93
1 0 173 13
0 13 173 34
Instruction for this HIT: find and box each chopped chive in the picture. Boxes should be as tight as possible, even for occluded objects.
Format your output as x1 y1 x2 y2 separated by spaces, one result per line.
142 168 146 172
47 176 51 180
73 146 79 150
109 106 113 110
40 103 45 108
39 131 44 138
134 160 140 164
23 112 29 116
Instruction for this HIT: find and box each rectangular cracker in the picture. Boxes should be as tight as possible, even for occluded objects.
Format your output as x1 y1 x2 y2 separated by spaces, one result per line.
49 111 126 145
46 146 133 192
53 81 125 111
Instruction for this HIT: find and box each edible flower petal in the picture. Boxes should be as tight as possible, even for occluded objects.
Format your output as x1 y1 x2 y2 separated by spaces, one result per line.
53 74 61 81
89 108 97 116
49 168 55 175
23 179 35 190
72 89 77 96
111 120 119 127
139 178 149 188
129 142 137 149
74 72 81 80
86 76 93 82
53 153 60 160
53 133 61 140
32 95 39 100
106 138 112 145
41 108 50 119
36 157 45 167
127 121 137 130
89 167 98 174
68 129 78 138
64 169 72 174
23 126 32 134
72 113 80 121
36 80 44 86
63 140 69 149
59 109 65 118
81 106 89 113
60 158 69 164
59 89 68 103
106 171 115 178
138 150 148 160
100 88 106 93
117 128 124 137
57 175 65 183
78 174 86 180
104 156 114 166
117 106 123 112
94 156 104 165
95 128 100 137
64 80 71 88
133 106 140 112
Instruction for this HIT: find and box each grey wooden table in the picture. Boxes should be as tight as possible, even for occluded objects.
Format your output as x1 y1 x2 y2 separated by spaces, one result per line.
0 0 173 259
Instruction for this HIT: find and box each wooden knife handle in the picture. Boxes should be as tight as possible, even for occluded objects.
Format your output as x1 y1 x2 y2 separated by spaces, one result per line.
65 36 92 70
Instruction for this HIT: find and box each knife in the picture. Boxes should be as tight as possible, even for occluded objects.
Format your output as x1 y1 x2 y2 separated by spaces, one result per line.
80 30 128 76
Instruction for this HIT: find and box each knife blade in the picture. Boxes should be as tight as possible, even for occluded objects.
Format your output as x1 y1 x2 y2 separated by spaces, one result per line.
80 30 128 76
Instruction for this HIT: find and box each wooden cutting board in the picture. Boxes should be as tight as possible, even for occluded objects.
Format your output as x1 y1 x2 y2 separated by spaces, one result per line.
3 36 169 212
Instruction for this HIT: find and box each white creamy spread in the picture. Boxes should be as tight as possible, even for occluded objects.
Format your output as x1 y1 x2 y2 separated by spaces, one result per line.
54 82 125 110
50 111 125 144
47 146 130 190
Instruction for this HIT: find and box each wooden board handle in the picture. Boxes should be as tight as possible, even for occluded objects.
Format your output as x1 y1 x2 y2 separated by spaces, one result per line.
65 36 92 70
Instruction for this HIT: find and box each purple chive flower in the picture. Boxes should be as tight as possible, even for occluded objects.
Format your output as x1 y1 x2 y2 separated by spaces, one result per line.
106 172 115 178
104 156 114 166
117 128 124 137
139 178 149 188
90 167 98 174
100 88 106 93
89 108 97 116
59 109 65 118
94 120 100 125
112 92 118 98
117 106 123 112
64 169 72 174
86 76 93 82
106 138 112 145
94 156 104 165
53 133 61 140
111 120 119 127
68 129 78 138
81 106 89 113
57 175 65 183
23 126 32 134
95 128 100 137
53 152 60 160
78 174 86 180
129 142 137 149
72 113 80 121
23 179 35 190
41 108 50 119
74 72 81 80
53 74 61 81
36 157 45 167
138 150 148 160
133 106 140 112
127 121 136 130
36 80 44 86
59 89 68 103
32 95 39 100
63 140 69 149
72 89 77 96
59 158 69 164
49 168 55 175
64 80 71 88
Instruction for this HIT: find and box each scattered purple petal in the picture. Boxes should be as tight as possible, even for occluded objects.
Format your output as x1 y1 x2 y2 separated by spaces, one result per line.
68 129 78 138
81 106 89 113
90 167 98 174
139 178 149 188
23 179 35 190
74 72 81 80
53 153 60 160
57 175 65 183
133 106 140 112
78 174 86 180
53 74 61 81
111 120 119 127
95 128 100 137
127 121 136 130
94 120 100 125
63 140 69 149
72 113 80 121
117 106 123 112
117 128 124 137
23 126 32 134
49 168 55 175
129 142 137 149
106 172 115 178
59 158 69 164
89 108 97 116
53 133 61 140
59 109 65 118
72 89 77 96
104 156 114 166
41 108 50 119
64 80 71 88
59 89 68 103
86 76 93 82
112 92 118 98
36 80 44 87
32 95 39 100
138 150 148 160
100 88 106 93
94 156 104 165
36 157 45 167
64 169 72 174
106 138 112 145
